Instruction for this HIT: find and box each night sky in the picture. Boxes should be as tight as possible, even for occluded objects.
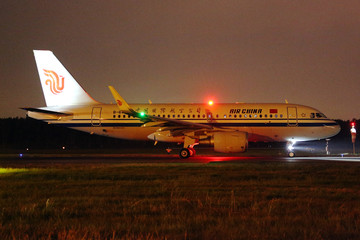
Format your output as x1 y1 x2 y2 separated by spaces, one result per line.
1 1 359 120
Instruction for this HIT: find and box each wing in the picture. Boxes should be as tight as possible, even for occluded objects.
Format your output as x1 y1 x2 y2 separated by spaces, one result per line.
108 86 225 140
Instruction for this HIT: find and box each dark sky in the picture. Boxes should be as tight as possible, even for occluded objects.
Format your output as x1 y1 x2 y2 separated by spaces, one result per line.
1 1 359 120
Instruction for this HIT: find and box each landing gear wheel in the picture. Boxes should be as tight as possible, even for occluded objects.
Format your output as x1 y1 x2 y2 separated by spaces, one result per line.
188 147 196 156
180 148 191 159
288 152 295 157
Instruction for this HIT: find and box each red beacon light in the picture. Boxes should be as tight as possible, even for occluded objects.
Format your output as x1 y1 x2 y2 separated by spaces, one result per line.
351 122 356 128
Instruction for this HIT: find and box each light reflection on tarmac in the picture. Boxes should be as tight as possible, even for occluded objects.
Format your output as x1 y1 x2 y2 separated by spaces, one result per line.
287 156 360 162
1 154 360 167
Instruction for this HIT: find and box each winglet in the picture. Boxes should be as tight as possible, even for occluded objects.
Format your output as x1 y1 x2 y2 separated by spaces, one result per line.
108 86 133 113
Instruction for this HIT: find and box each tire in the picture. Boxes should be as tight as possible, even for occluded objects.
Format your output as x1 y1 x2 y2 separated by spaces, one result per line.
180 148 190 159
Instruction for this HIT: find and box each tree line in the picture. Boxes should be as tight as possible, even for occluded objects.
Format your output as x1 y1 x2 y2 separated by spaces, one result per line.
0 118 152 152
0 118 358 153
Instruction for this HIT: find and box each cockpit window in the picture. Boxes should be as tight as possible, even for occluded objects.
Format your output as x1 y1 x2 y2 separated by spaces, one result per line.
316 113 327 118
311 112 326 118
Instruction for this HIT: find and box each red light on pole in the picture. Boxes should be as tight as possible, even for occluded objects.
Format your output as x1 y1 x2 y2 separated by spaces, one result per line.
351 121 356 154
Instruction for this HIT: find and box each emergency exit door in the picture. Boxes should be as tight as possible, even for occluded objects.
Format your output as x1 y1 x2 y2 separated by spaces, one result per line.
91 107 102 126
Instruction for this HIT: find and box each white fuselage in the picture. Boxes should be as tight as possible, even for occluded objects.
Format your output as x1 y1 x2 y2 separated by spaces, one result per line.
27 102 340 143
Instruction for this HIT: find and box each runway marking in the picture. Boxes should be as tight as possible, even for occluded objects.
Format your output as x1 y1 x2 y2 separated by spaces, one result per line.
289 157 360 162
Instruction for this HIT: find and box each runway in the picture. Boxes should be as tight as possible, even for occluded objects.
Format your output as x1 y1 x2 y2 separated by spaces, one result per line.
1 153 360 167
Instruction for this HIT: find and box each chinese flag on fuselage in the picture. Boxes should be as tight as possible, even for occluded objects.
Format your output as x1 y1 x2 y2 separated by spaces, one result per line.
269 109 278 114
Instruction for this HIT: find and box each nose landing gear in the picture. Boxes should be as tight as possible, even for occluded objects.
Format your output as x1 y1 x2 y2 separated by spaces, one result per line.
287 141 296 157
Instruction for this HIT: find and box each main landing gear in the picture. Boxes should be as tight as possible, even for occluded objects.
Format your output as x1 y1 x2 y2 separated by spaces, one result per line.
179 136 199 159
179 139 199 158
179 147 196 159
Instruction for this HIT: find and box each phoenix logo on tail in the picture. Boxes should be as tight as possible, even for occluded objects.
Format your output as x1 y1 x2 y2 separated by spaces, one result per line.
43 69 64 94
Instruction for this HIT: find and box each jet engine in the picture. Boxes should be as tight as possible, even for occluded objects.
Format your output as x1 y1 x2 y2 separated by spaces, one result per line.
213 131 248 153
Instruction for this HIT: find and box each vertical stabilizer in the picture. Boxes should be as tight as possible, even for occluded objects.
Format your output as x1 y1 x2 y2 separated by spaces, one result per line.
33 50 98 106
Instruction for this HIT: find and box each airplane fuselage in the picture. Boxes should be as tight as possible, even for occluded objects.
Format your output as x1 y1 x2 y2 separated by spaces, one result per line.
26 50 341 158
28 102 340 143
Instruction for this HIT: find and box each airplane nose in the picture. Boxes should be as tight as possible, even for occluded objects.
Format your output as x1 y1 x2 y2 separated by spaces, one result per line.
330 122 341 136
334 124 341 135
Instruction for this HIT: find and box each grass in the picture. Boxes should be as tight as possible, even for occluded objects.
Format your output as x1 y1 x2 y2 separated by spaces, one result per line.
0 162 360 239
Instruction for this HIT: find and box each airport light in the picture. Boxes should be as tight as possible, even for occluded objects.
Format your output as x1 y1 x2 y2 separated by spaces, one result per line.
351 121 356 154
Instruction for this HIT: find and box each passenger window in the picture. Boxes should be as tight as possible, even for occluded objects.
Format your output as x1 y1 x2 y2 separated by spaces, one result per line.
310 113 315 118
224 115 227 118
234 115 237 118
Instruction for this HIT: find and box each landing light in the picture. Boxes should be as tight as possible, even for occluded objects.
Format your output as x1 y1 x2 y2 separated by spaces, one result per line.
208 100 214 106
287 140 296 151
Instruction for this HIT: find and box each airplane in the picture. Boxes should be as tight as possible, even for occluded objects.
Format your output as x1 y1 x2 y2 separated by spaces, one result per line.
23 50 341 158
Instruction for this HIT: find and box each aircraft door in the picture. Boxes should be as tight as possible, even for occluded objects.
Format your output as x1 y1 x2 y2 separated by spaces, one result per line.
91 107 102 126
287 107 298 126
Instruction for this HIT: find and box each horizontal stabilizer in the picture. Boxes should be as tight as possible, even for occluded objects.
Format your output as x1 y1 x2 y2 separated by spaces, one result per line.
21 108 73 116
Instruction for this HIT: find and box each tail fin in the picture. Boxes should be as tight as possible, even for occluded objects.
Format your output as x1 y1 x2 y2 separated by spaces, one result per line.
33 50 98 106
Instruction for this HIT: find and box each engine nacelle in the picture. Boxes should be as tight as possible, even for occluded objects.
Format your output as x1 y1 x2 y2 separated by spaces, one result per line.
147 131 184 143
213 131 248 153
